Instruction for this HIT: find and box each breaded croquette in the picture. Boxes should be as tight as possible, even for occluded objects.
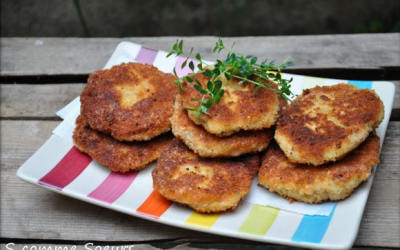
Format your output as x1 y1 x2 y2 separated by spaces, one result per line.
259 134 380 204
152 139 260 213
80 63 178 141
180 74 281 137
73 115 173 172
275 83 384 166
171 95 273 158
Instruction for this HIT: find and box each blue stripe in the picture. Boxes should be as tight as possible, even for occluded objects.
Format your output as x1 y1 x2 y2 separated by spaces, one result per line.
291 204 337 244
348 80 372 90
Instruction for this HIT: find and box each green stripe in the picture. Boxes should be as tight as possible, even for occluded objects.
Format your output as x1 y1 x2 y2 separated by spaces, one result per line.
302 76 326 89
238 205 280 236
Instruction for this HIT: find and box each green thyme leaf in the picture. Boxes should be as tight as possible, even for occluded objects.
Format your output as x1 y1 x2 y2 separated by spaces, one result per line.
189 61 195 71
167 38 295 115
195 53 202 61
178 40 183 52
205 98 213 108
181 59 187 69
207 81 213 92
213 80 222 93
194 85 207 95
184 76 193 83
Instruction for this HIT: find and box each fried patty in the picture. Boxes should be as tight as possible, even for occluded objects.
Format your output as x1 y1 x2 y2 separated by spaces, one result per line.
180 74 280 137
259 134 380 204
73 115 174 172
275 83 384 166
80 63 178 141
171 95 273 158
152 139 260 213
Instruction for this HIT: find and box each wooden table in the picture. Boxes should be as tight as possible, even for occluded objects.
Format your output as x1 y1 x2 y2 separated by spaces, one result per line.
1 34 399 250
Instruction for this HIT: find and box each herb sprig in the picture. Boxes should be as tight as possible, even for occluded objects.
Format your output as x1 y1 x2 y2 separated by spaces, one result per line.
167 38 295 115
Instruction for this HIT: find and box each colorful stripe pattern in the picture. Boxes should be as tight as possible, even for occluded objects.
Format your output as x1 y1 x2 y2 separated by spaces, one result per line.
135 47 158 65
186 212 221 228
302 76 326 89
348 80 373 89
174 56 199 77
38 147 92 190
22 43 385 248
292 205 337 243
88 172 138 204
239 205 279 236
137 190 173 218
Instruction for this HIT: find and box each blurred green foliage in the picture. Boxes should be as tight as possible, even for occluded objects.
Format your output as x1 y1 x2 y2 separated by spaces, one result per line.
355 19 400 33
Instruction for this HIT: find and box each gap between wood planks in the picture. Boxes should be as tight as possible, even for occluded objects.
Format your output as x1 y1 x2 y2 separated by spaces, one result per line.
0 237 182 245
0 117 62 121
0 67 399 84
0 237 258 248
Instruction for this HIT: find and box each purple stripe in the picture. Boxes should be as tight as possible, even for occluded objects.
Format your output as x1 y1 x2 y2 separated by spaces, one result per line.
88 171 138 204
174 56 198 77
135 47 158 65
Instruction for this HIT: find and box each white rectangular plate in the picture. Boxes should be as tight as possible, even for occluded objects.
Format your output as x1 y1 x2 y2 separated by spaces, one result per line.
17 42 395 250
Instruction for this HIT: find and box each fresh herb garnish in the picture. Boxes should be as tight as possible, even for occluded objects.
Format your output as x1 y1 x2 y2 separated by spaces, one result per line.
167 38 295 115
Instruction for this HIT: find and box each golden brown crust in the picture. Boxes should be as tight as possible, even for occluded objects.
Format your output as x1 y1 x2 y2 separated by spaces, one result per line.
171 95 273 157
259 134 380 204
80 63 178 141
152 139 260 213
180 74 280 137
275 83 384 166
73 115 174 172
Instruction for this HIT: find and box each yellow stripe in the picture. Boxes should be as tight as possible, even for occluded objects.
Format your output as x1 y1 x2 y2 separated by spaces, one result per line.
238 205 280 236
302 76 326 89
185 212 221 228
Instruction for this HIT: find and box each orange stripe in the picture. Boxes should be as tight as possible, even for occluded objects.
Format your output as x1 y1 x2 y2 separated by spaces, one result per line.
137 190 173 218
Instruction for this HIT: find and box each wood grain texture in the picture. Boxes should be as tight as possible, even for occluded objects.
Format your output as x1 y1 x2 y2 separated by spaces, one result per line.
1 120 399 247
1 82 399 120
0 84 85 119
1 34 399 76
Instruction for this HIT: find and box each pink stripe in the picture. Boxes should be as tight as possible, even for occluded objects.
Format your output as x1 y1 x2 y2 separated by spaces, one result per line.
174 56 199 77
135 47 158 65
39 147 92 190
88 171 138 204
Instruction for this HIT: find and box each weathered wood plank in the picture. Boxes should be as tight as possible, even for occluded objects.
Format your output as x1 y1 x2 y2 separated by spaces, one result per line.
1 120 399 247
1 82 399 120
1 34 399 76
0 84 85 119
